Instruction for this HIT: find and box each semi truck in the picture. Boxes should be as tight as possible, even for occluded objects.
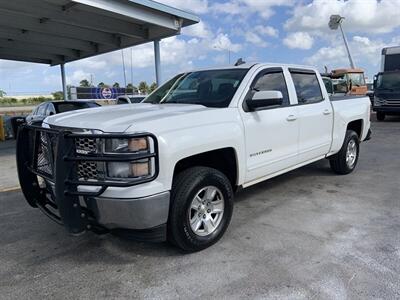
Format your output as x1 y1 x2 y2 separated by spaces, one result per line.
373 46 400 121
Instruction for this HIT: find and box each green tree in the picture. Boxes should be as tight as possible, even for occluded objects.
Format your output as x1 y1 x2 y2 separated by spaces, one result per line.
138 81 149 94
126 83 138 93
149 82 157 93
52 91 64 100
113 82 120 88
79 79 90 87
97 82 109 88
0 89 6 97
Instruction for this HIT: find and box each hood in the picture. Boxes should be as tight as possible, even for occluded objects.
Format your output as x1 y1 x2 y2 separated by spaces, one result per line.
44 103 214 132
374 90 400 99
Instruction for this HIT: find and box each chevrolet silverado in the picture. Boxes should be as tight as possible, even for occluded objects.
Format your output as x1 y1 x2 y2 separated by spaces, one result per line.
17 63 371 252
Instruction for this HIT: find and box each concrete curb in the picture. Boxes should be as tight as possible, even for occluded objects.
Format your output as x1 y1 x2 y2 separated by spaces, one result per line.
0 186 20 193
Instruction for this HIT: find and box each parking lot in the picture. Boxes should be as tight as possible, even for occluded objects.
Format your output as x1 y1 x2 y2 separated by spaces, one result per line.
0 116 399 299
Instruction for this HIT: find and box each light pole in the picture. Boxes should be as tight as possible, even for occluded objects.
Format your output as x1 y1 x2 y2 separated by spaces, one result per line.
329 14 355 69
213 45 231 64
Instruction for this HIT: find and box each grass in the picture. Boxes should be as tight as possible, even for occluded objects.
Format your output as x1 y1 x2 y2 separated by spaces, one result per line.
0 97 51 107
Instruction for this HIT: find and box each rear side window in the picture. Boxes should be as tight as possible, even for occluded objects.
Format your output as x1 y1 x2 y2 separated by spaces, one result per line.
252 71 290 106
291 72 323 104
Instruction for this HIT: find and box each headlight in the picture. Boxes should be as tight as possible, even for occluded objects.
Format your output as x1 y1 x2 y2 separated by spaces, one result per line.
107 159 152 178
105 137 149 153
374 96 381 106
105 137 154 179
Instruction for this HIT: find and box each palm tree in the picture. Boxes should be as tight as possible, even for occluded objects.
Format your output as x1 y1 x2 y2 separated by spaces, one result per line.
138 81 149 94
149 82 157 93
79 79 90 87
98 82 109 88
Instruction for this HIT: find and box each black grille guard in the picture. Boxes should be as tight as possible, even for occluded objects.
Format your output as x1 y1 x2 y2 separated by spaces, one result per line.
16 124 159 234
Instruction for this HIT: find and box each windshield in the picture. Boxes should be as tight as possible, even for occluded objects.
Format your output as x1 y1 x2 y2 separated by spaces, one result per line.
376 72 400 90
143 69 248 108
128 96 145 103
347 73 365 86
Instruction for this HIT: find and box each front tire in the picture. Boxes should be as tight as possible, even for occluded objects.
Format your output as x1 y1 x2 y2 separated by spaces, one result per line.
376 111 385 121
329 130 360 175
168 167 234 252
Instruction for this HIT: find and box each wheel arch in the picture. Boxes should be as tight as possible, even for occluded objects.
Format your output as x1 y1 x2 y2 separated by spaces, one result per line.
347 119 363 140
172 147 239 190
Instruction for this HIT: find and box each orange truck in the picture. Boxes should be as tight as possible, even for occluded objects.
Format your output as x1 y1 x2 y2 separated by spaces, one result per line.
331 68 367 95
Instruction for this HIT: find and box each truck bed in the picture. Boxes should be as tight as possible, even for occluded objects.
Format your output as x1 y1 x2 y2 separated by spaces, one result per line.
330 95 366 101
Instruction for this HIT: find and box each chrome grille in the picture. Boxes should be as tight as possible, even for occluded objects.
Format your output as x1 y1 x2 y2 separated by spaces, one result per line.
386 100 400 106
75 136 99 180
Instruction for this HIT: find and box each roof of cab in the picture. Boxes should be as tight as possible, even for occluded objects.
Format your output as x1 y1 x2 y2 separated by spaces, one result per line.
190 62 319 73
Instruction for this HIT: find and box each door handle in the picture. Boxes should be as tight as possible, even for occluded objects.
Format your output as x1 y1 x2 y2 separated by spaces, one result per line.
323 109 331 115
286 115 297 121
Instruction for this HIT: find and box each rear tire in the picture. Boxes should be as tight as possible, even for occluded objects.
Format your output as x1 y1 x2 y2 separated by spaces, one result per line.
329 130 359 175
376 111 385 121
168 167 234 252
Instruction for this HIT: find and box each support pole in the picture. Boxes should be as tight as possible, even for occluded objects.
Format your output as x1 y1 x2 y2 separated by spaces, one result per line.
154 40 161 86
339 23 355 69
60 63 68 100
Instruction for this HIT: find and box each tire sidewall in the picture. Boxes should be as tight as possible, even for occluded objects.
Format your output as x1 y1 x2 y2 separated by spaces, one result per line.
170 168 234 251
344 131 360 172
376 112 385 121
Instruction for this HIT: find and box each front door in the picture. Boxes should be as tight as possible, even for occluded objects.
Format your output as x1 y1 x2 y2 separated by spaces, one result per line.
241 68 299 183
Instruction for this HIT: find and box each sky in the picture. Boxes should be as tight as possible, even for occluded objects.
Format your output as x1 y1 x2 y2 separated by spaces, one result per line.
1 0 400 96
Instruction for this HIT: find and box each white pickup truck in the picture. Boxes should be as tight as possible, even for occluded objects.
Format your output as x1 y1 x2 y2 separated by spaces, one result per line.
17 63 371 252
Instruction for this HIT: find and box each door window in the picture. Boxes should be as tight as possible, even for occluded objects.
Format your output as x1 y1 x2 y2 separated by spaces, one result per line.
46 103 56 115
251 71 290 106
37 104 47 116
291 72 323 104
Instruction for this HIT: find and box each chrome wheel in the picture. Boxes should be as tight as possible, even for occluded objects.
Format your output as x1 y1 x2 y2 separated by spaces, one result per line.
188 186 225 237
346 139 357 168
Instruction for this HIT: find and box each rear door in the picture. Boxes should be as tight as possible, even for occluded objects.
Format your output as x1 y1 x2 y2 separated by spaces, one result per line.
289 69 333 162
241 67 299 183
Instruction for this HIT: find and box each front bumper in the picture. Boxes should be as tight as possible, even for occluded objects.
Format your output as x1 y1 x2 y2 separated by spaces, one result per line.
373 106 400 114
87 192 170 230
16 124 166 239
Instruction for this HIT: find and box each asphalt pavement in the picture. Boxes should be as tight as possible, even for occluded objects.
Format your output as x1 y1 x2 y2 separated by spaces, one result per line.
0 116 399 299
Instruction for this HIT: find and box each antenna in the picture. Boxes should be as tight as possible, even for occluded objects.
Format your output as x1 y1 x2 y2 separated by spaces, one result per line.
234 58 245 66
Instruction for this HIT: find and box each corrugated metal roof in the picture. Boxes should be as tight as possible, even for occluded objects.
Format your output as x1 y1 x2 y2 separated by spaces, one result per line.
0 0 199 65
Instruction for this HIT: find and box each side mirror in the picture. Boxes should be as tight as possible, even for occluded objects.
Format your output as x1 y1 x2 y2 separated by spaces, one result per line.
246 90 283 111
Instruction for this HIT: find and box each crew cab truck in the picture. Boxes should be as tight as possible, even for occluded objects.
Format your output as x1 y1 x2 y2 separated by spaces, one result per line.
17 63 371 252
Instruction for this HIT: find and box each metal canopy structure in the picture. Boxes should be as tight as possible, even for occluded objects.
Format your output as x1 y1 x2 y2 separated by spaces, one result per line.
0 0 199 98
